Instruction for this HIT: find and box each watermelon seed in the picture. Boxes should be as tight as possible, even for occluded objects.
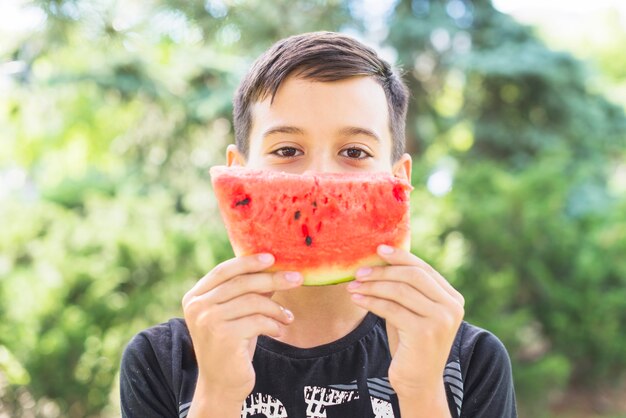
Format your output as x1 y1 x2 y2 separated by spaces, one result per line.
305 236 313 246
294 210 301 220
312 201 317 207
235 196 251 206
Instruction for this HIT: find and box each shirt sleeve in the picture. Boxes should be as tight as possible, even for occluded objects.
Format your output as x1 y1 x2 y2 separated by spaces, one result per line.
120 327 178 418
460 328 517 418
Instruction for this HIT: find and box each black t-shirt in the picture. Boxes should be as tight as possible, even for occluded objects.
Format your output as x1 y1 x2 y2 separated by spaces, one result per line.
120 313 517 417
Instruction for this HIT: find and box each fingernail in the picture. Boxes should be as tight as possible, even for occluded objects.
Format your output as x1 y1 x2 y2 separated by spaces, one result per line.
355 267 372 278
284 272 302 283
347 280 362 290
258 253 274 264
351 293 364 300
378 245 394 255
281 307 294 321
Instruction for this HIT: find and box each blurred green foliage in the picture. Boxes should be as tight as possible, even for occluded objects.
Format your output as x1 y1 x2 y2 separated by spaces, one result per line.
1 0 625 417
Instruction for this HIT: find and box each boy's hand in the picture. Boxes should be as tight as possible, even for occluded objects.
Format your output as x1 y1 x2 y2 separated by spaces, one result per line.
346 245 464 414
182 254 303 413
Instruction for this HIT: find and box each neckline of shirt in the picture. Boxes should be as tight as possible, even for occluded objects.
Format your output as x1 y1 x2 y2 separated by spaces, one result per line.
256 312 381 359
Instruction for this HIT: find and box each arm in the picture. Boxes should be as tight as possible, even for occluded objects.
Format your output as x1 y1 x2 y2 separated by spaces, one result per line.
396 386 452 418
121 254 302 418
182 253 302 418
347 245 465 418
119 321 257 418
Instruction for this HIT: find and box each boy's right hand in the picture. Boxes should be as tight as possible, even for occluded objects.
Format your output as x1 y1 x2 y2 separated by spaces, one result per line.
182 253 302 414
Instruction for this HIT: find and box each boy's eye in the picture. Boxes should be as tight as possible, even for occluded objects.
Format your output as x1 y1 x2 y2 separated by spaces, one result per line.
272 147 303 158
340 147 372 160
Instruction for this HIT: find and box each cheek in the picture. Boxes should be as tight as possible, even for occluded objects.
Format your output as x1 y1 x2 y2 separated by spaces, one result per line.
370 143 394 171
369 159 394 172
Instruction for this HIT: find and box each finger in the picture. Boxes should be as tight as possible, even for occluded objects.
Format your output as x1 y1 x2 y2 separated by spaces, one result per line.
352 293 464 355
347 280 437 317
215 294 295 325
210 271 303 304
350 293 418 332
224 314 284 339
375 245 465 306
184 253 275 302
354 265 450 304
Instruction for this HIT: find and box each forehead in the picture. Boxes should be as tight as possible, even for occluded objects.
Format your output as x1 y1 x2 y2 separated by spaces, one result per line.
249 75 391 138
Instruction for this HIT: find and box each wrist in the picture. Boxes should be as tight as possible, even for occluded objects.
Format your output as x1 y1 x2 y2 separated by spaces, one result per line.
187 376 245 418
396 383 451 418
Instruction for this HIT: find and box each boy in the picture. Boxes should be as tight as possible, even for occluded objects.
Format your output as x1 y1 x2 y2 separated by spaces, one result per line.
120 32 517 417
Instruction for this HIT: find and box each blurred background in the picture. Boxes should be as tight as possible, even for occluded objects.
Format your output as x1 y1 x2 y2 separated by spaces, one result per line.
1 0 625 417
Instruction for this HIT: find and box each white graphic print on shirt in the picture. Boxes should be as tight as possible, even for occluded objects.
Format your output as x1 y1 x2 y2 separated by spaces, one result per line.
238 377 396 418
241 393 288 417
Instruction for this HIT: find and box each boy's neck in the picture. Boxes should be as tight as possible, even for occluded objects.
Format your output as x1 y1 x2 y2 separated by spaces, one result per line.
270 283 368 349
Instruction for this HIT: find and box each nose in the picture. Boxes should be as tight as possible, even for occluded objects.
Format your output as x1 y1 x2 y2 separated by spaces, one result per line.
305 151 336 174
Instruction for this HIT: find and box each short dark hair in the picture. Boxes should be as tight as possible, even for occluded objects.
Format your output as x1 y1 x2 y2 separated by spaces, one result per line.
233 31 409 162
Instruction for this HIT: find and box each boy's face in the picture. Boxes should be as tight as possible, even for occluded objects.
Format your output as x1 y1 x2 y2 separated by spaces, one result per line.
227 75 411 180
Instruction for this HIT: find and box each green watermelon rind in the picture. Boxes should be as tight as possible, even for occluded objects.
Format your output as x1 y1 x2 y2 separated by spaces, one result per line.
305 276 353 286
265 243 410 286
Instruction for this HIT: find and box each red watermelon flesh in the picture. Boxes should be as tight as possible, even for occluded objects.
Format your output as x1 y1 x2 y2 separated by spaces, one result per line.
210 166 412 286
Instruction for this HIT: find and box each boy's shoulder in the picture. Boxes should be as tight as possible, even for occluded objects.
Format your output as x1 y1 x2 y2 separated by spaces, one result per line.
445 321 516 417
120 318 195 407
448 320 513 379
128 318 189 343
124 317 191 360
454 320 510 361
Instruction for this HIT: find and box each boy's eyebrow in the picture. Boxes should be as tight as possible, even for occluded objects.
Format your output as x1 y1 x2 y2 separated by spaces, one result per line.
338 126 380 142
262 126 305 139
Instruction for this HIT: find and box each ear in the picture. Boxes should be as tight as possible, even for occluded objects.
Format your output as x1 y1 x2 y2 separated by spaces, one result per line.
392 153 412 182
226 144 246 167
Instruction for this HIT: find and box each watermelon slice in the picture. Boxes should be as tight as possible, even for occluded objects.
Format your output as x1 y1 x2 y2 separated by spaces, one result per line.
210 166 412 286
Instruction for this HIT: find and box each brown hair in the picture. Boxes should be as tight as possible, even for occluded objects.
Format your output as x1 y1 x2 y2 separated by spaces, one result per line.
233 31 409 162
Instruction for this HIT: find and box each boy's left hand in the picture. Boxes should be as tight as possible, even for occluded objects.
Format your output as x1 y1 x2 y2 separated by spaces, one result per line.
347 244 465 404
